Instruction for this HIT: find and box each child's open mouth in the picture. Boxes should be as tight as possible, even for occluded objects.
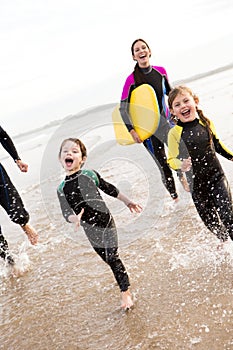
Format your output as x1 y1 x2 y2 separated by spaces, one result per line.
65 158 73 166
181 109 190 117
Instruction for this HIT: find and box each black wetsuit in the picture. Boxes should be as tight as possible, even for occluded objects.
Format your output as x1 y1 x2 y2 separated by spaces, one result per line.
0 126 29 262
168 118 233 240
120 65 178 199
57 169 130 292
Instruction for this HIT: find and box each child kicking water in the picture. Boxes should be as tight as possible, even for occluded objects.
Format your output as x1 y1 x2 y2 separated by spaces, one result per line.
57 138 142 310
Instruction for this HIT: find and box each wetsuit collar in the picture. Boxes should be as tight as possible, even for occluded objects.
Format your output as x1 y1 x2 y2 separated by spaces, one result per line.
140 65 152 74
177 118 199 127
65 169 82 181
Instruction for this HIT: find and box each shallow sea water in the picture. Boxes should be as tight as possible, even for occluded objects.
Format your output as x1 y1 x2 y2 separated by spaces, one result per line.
0 68 233 349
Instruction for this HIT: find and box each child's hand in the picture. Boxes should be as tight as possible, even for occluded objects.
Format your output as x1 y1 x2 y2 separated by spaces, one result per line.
181 157 192 172
68 208 84 230
117 192 142 213
74 208 84 230
127 202 142 213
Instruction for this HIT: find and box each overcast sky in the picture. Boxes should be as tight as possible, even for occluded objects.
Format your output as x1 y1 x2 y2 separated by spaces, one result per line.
0 0 232 135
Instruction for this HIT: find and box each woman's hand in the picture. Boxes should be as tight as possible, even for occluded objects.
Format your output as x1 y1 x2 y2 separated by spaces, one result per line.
181 157 192 172
130 129 142 143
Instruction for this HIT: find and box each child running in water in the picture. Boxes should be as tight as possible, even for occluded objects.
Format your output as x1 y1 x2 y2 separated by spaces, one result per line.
0 126 38 267
57 138 142 310
167 86 233 242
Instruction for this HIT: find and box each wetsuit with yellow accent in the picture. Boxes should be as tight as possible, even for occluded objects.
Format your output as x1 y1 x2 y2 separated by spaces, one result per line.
120 65 178 200
168 118 233 240
0 126 30 263
57 169 130 292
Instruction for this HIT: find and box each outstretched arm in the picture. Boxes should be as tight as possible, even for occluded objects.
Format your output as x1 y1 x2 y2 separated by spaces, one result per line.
0 127 29 172
95 171 142 212
0 126 21 161
211 122 233 160
117 192 142 213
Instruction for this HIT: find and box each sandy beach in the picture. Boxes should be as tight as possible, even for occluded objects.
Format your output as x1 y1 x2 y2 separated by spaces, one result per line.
0 66 233 349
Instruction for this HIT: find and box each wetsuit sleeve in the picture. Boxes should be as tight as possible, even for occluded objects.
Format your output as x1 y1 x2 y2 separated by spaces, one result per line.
57 188 74 223
163 75 172 121
210 121 233 159
164 75 172 95
167 126 183 170
153 65 172 95
0 126 21 161
154 65 172 121
119 74 135 132
94 171 119 198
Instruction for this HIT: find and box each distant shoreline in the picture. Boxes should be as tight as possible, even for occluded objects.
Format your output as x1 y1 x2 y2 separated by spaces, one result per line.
14 62 233 141
173 62 233 85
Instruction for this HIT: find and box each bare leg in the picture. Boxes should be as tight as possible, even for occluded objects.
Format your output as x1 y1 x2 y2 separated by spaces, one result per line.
21 224 38 245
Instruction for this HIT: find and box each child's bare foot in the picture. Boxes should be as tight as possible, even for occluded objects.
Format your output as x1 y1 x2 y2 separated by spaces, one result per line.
121 290 133 310
179 174 190 192
21 224 38 245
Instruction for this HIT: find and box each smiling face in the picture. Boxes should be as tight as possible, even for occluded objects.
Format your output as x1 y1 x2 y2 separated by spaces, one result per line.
59 140 86 175
132 40 151 68
170 91 198 123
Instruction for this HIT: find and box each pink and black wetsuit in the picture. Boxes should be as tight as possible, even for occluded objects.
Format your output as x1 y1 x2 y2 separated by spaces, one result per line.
119 65 178 199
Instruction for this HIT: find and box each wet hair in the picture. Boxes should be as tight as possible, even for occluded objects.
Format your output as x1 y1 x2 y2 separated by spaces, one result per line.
131 38 151 86
58 138 87 159
168 85 212 140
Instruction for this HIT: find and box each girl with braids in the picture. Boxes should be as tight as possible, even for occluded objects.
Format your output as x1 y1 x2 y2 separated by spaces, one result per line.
119 38 189 201
167 85 233 242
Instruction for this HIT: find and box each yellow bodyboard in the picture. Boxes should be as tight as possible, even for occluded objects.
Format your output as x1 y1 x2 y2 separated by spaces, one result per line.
112 84 160 145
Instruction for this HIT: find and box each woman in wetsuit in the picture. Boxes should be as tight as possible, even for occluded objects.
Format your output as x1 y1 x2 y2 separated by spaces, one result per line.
0 126 38 266
57 138 142 310
119 38 189 201
167 85 233 241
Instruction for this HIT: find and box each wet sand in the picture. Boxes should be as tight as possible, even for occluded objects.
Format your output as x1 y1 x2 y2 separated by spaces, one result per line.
0 67 233 350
